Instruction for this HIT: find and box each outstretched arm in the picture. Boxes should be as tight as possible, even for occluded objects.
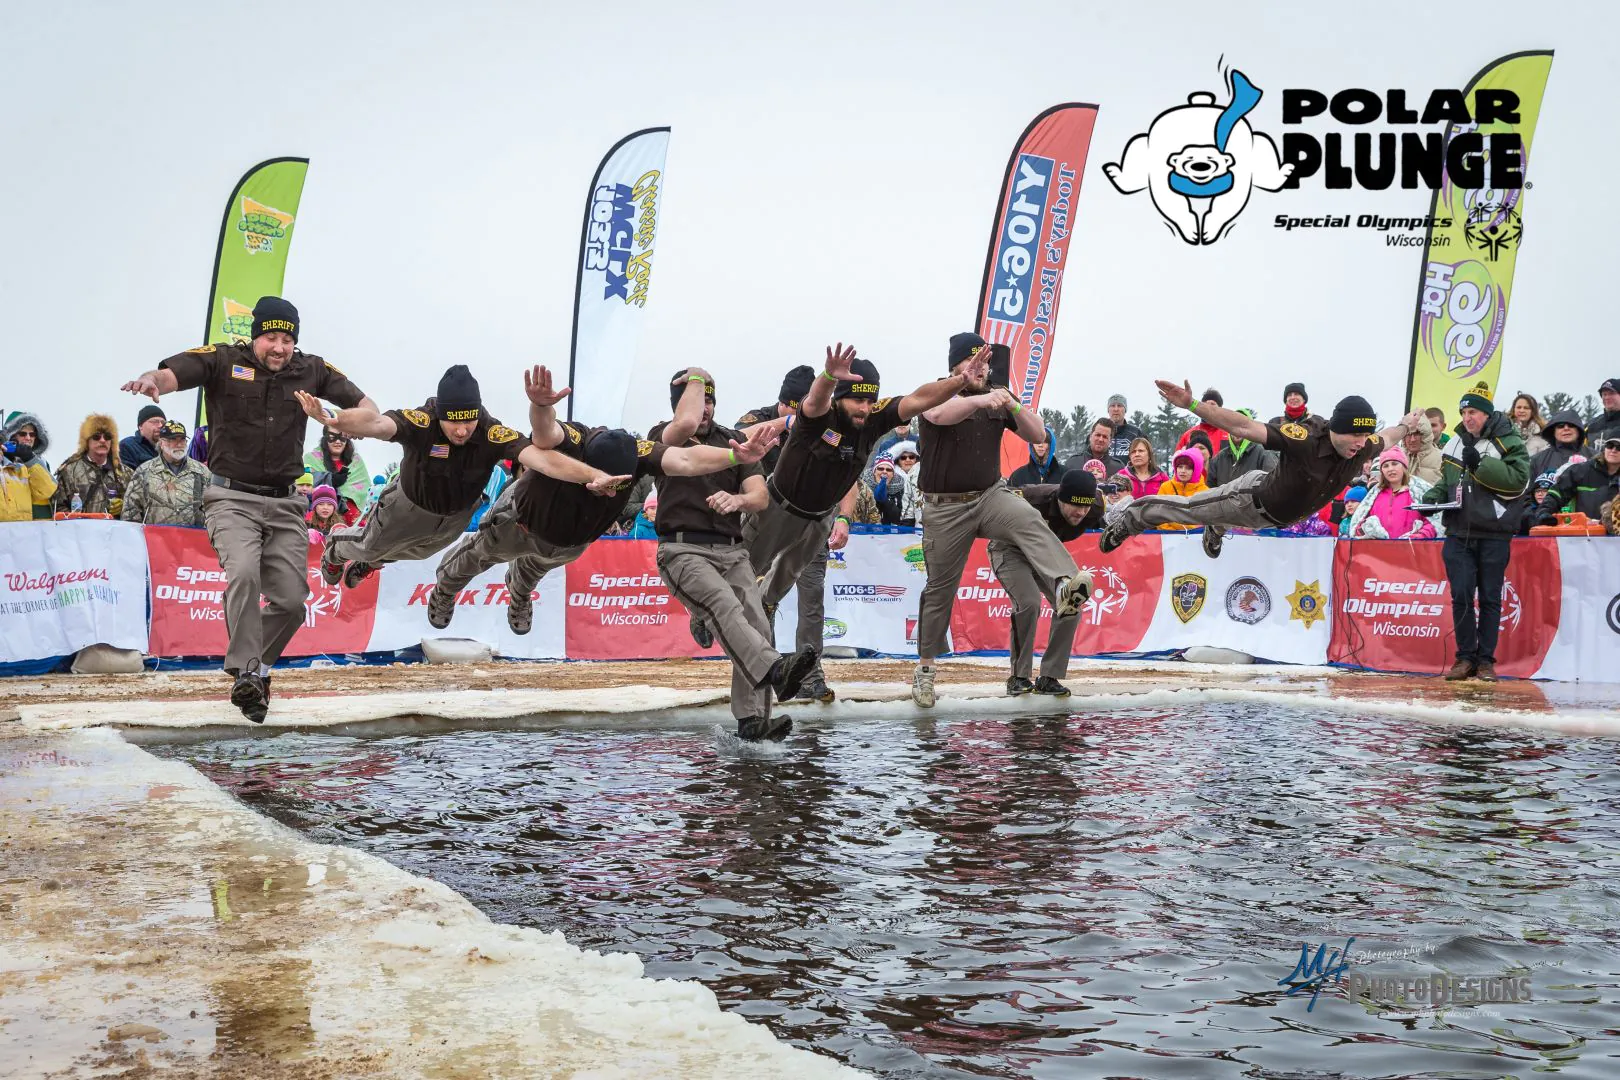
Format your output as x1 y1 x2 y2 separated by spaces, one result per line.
515 444 629 494
524 365 572 450
897 373 968 422
121 368 180 401
1156 379 1268 444
921 344 991 426
662 422 778 476
801 343 857 419
1376 411 1426 451
295 391 398 439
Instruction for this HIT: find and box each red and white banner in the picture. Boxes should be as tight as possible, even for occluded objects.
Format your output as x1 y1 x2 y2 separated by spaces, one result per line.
6 527 1618 682
0 520 148 661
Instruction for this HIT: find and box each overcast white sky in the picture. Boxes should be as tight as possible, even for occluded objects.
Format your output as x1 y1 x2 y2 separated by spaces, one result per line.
3 1 1612 474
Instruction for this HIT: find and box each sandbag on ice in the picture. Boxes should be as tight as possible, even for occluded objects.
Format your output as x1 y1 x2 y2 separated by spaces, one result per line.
421 638 494 664
1183 646 1256 665
71 645 145 674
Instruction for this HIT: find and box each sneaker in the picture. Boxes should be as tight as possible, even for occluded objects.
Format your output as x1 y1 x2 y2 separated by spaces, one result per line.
690 612 714 649
427 583 457 630
764 645 818 703
1098 519 1129 554
319 541 345 586
795 665 835 703
1055 570 1094 616
1474 661 1498 682
230 670 269 724
1006 676 1035 696
1033 676 1071 697
1202 527 1224 560
342 560 376 589
506 574 532 635
737 714 793 741
1444 659 1476 681
911 664 936 709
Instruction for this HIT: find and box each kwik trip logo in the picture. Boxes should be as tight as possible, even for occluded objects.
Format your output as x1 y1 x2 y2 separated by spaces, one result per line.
1109 64 1528 245
585 171 661 307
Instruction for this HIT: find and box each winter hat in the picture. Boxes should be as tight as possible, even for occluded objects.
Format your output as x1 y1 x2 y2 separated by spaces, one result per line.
1058 468 1098 507
137 404 166 426
251 296 299 342
1458 381 1494 415
1345 485 1369 503
1200 388 1224 407
296 470 314 487
1329 395 1378 435
1377 445 1409 469
585 429 639 477
947 331 987 371
1599 378 1620 395
1172 446 1205 473
157 419 188 441
890 440 918 461
669 368 716 411
311 484 338 509
835 358 881 401
779 365 816 407
1107 393 1127 409
436 365 482 421
1534 470 1559 490
643 493 658 513
1283 382 1307 403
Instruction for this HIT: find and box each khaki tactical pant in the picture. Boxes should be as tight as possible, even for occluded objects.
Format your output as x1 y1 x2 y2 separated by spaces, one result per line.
435 485 585 600
915 484 1077 662
202 485 310 674
988 541 1078 680
744 498 832 655
329 479 476 568
657 541 781 722
1112 469 1274 540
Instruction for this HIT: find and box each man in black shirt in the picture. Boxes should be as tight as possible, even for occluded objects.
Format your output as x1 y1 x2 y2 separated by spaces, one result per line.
1105 395 1146 461
911 333 1093 709
1100 377 1423 558
996 469 1104 698
295 364 530 589
740 346 969 702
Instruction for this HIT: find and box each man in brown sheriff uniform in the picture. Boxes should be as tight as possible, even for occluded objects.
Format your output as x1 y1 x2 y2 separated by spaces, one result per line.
653 368 819 742
995 470 1102 698
427 382 780 642
1100 380 1423 557
911 333 1092 709
120 296 375 723
741 346 972 703
294 364 527 589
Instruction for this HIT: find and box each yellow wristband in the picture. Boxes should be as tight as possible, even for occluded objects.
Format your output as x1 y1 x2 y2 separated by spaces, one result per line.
687 375 705 383
820 370 838 383
728 449 737 465
1009 402 1022 414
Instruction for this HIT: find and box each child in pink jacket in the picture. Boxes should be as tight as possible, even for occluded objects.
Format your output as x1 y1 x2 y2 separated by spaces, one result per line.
1345 446 1437 539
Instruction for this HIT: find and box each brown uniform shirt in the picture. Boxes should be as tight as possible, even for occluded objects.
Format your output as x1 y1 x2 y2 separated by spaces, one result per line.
1019 483 1103 542
735 403 786 475
647 420 761 539
386 400 522 515
160 342 366 487
1256 417 1384 524
513 422 668 546
773 398 906 513
918 390 1017 494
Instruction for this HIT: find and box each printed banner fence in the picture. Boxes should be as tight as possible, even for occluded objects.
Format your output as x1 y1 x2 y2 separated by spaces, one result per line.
5 526 1616 682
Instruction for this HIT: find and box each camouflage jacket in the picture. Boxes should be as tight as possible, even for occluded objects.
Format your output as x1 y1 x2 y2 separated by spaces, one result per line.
122 456 212 527
53 454 133 517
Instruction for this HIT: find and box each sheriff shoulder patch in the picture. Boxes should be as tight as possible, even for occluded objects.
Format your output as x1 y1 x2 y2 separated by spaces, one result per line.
487 425 521 444
186 343 218 355
739 412 759 425
323 360 347 378
874 397 893 411
637 439 655 458
1280 422 1309 441
566 425 583 445
401 408 432 428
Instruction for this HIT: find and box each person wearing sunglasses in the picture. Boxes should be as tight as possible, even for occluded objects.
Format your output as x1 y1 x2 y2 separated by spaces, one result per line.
52 413 132 516
303 427 370 518
1537 435 1620 529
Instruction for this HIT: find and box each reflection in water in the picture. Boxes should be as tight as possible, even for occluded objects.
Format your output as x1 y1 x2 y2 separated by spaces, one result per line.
159 704 1620 1078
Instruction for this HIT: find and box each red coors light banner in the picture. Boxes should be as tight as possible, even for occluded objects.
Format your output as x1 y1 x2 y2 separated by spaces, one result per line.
1328 539 1561 678
564 540 724 660
948 534 1165 656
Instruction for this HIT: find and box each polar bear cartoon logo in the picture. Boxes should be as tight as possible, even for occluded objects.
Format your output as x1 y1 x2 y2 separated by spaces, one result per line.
1104 69 1294 245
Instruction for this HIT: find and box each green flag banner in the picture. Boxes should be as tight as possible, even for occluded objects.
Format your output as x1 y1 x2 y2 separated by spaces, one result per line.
196 158 309 426
1405 52 1552 417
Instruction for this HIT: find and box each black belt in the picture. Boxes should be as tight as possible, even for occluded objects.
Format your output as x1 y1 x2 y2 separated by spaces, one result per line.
766 475 830 521
660 530 743 546
211 475 297 499
922 486 993 506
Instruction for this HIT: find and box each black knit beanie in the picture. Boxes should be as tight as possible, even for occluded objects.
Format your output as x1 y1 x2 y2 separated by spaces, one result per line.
834 358 881 401
1329 395 1378 435
585 429 639 477
778 366 816 407
669 368 716 411
1284 382 1307 403
1058 468 1099 507
436 365 483 421
948 331 987 372
251 296 300 342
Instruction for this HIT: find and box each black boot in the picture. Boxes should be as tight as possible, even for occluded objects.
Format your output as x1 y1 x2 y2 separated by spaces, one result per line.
762 645 818 702
230 670 269 724
737 714 793 741
1006 676 1035 696
1032 676 1071 697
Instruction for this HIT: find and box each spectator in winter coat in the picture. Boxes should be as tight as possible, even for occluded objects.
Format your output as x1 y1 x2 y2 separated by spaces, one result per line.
852 479 882 525
1587 377 1620 455
303 428 371 517
1538 438 1620 524
870 455 908 525
1507 393 1550 457
890 440 922 525
122 420 211 526
1175 389 1229 456
1522 410 1585 519
1268 382 1323 428
1337 486 1367 536
1118 437 1167 498
53 413 133 516
627 493 659 539
1063 419 1126 479
1345 446 1436 539
0 412 55 521
1009 426 1062 485
1105 395 1146 460
1206 409 1278 487
306 484 345 543
119 404 165 471
1155 446 1208 530
1401 418 1444 486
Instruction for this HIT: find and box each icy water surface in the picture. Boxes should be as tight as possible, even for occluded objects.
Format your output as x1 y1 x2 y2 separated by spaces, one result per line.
155 703 1620 1077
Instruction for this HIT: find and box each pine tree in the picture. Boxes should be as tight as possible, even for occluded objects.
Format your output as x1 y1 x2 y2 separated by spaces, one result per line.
1541 391 1574 420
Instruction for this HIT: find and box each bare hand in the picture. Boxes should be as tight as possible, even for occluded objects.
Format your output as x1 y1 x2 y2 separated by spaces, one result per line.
525 365 572 408
968 344 991 386
986 388 1017 413
586 472 633 496
1400 409 1426 433
670 366 712 387
822 343 858 382
294 390 335 424
707 490 744 515
1155 379 1194 410
121 375 161 402
828 517 850 550
731 425 778 464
